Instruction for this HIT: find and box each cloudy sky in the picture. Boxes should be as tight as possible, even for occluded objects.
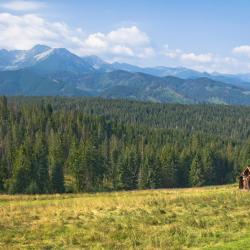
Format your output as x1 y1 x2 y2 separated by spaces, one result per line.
0 0 250 73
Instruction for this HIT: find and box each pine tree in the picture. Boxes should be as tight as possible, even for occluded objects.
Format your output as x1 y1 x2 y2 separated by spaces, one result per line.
0 96 8 139
120 146 140 190
202 147 216 185
138 157 150 189
33 133 49 193
104 135 120 190
8 144 31 194
68 138 104 192
84 139 104 191
68 140 86 192
0 96 8 121
0 159 4 191
189 153 204 187
138 147 159 189
49 131 65 193
160 146 178 188
178 149 192 187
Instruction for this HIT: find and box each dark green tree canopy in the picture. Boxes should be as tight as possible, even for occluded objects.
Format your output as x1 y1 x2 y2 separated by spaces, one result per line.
0 96 248 194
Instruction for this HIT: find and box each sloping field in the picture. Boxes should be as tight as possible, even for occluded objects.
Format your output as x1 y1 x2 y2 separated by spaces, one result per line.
0 185 249 250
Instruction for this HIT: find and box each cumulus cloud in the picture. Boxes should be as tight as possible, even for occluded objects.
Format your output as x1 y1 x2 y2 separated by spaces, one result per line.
138 47 155 58
80 26 150 57
0 12 152 60
0 11 249 73
165 50 180 59
1 1 46 11
181 53 213 63
84 33 107 49
112 45 134 56
163 45 181 59
107 26 149 46
233 45 250 57
161 45 249 73
0 12 84 50
164 46 214 65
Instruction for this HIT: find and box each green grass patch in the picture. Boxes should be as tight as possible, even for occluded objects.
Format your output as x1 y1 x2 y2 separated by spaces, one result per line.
0 185 250 249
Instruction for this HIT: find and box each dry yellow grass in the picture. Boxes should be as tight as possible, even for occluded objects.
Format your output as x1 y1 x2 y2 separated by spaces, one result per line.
0 185 250 249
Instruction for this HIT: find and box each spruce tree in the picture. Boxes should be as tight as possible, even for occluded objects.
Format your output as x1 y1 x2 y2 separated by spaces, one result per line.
202 147 216 185
33 133 49 193
189 154 204 187
120 146 140 190
68 140 86 192
178 149 192 187
160 146 178 188
49 131 65 193
0 159 4 191
8 145 31 194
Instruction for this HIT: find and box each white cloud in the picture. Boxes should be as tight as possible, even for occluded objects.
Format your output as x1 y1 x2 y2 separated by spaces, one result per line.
163 46 214 64
181 53 213 63
161 45 249 73
107 26 149 46
0 11 249 73
1 1 46 11
163 45 182 59
80 26 150 57
233 45 250 57
0 12 152 59
223 57 239 65
84 33 107 49
112 45 134 56
0 12 84 50
138 47 155 58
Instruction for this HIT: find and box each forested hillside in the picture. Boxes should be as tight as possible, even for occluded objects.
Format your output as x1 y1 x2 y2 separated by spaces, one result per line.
0 96 250 194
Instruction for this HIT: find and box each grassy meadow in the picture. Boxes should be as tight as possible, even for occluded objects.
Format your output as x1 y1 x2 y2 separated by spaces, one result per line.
0 185 250 250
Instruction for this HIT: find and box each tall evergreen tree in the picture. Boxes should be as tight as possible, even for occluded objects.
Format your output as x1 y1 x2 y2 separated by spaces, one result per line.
120 146 140 190
160 146 178 188
8 144 31 194
178 149 192 187
33 133 49 193
68 140 86 192
189 154 205 187
49 131 65 193
202 147 216 185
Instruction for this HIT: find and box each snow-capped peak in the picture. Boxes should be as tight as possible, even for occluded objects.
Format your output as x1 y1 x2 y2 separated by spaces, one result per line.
34 49 54 62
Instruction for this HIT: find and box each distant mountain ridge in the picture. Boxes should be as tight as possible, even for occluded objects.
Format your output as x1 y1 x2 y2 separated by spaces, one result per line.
0 45 250 105
0 45 95 74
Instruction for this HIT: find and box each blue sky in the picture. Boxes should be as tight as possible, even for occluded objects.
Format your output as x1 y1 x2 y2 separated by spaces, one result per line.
0 0 250 73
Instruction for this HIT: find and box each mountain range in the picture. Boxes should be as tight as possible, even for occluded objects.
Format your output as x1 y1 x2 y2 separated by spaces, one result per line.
0 45 250 105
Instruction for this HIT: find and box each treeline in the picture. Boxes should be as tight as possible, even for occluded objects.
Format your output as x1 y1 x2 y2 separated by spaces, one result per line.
0 96 249 194
10 96 250 140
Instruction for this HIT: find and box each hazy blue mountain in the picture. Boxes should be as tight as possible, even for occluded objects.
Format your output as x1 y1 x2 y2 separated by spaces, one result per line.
111 63 207 78
0 45 51 70
164 76 250 105
111 62 144 73
30 48 95 74
0 45 250 104
0 67 249 104
1 45 250 89
75 71 250 105
0 69 91 96
108 62 250 89
0 48 24 69
81 55 111 70
143 66 208 78
0 45 95 74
